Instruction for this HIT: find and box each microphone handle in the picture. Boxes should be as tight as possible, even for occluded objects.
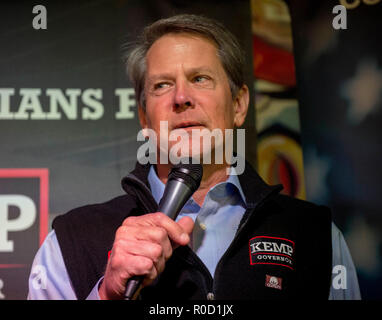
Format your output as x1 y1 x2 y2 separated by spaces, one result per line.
156 179 193 219
124 179 192 300
124 275 142 300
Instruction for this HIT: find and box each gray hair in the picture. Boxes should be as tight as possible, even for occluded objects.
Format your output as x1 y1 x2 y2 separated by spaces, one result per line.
124 14 246 110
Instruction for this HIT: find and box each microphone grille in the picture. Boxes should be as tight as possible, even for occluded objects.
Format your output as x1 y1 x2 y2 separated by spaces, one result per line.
169 159 203 192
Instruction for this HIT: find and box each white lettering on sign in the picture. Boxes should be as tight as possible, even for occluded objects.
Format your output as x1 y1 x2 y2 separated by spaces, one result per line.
0 195 36 252
0 88 136 120
45 89 82 120
115 88 136 119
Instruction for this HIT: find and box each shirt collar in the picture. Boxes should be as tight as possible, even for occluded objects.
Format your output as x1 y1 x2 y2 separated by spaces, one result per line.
147 165 166 205
224 167 247 205
147 165 246 207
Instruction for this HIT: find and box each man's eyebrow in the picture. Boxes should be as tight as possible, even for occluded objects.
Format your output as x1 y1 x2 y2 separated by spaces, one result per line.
146 73 173 84
146 67 216 83
187 67 215 75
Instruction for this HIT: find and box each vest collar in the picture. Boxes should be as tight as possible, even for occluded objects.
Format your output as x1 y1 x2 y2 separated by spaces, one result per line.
237 160 283 208
121 161 283 212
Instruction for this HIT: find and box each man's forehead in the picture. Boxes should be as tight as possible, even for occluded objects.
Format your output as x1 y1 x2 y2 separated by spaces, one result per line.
145 33 222 77
146 32 218 59
151 31 218 48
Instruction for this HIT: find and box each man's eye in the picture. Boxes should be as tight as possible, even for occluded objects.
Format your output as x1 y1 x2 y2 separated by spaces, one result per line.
193 75 209 83
154 82 170 90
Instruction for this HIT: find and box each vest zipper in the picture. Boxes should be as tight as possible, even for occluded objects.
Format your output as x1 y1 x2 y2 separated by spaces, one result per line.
174 245 214 298
212 186 282 297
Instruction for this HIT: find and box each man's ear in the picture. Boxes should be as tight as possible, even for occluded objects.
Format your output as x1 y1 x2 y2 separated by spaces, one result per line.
233 84 249 127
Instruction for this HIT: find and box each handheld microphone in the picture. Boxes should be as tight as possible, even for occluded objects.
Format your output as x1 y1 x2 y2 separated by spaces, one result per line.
124 159 203 300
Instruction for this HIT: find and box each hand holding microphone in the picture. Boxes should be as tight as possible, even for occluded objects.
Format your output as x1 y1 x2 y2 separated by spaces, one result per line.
99 160 203 300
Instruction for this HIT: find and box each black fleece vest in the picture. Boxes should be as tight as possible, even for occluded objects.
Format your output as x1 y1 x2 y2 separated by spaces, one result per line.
53 162 332 300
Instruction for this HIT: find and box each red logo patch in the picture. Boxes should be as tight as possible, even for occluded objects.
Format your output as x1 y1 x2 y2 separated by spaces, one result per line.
265 274 282 290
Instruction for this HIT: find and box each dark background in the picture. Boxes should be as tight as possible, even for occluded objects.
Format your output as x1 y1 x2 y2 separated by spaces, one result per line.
289 0 382 299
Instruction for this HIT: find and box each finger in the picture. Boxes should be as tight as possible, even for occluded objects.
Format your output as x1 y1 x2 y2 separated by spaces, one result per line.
122 254 161 289
150 212 191 245
109 245 159 281
117 225 173 259
111 236 170 284
136 228 173 260
177 216 194 236
171 216 194 249
124 213 190 246
124 255 157 280
113 238 165 264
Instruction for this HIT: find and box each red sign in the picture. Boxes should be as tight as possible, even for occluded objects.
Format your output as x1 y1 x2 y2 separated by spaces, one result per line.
0 169 49 299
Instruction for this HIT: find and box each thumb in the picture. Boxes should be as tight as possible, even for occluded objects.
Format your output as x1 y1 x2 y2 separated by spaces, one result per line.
175 216 194 246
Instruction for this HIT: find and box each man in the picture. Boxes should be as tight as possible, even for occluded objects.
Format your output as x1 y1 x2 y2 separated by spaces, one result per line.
28 14 360 300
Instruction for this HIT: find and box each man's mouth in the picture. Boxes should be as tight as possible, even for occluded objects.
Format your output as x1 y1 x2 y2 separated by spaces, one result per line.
172 122 204 130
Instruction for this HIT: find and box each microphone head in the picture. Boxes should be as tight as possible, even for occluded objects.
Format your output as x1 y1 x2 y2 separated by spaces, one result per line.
168 158 203 192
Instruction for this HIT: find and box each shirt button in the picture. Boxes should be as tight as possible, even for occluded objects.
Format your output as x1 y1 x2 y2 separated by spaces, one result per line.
199 223 207 230
207 292 215 300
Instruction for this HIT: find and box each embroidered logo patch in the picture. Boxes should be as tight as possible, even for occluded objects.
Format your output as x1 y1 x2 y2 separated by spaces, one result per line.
249 236 295 270
265 275 282 290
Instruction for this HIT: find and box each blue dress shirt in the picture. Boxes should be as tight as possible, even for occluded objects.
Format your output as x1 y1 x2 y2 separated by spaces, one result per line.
149 165 247 277
27 166 361 300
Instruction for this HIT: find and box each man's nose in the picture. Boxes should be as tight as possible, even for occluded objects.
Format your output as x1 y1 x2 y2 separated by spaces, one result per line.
174 80 194 110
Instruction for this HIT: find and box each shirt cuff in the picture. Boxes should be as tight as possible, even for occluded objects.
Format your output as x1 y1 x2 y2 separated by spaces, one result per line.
85 277 104 300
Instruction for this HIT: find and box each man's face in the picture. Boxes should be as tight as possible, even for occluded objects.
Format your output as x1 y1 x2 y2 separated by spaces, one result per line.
139 33 248 163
